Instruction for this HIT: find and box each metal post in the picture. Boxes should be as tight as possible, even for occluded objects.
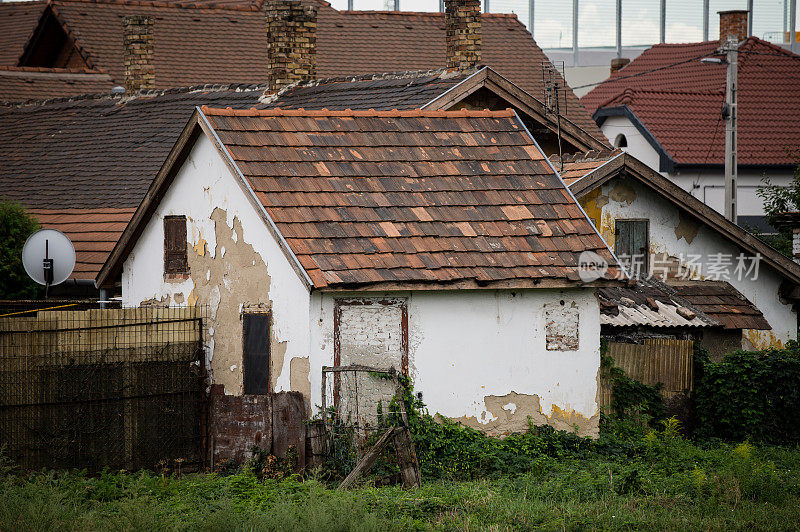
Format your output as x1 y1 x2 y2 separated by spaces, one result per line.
347 0 353 10
792 0 797 53
440 0 444 13
747 0 753 37
394 0 399 10
659 0 666 43
573 0 579 67
529 0 534 37
616 0 622 58
724 38 738 223
703 0 709 41
484 0 489 13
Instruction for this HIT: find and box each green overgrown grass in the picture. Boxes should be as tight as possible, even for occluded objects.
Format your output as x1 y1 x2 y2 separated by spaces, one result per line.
3 420 800 531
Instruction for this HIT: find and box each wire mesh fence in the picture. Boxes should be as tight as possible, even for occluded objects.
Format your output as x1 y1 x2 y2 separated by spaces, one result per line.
319 365 409 481
0 305 207 472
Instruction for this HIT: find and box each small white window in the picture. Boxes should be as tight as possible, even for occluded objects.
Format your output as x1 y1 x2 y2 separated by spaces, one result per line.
614 134 628 148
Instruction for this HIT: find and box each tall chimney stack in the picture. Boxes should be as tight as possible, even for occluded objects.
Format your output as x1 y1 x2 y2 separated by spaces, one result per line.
719 10 748 45
123 15 155 93
445 0 481 72
266 0 317 92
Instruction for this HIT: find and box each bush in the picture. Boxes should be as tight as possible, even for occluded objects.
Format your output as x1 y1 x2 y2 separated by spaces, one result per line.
0 199 40 299
694 343 800 443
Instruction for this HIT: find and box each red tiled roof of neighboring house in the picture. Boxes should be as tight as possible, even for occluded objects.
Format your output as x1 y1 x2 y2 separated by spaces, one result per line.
4 0 602 139
668 280 770 330
0 66 112 103
196 107 621 288
0 1 45 67
581 37 800 167
30 208 136 280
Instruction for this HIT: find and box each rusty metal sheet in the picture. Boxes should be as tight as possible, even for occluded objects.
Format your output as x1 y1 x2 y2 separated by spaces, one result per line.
272 391 306 472
210 394 272 466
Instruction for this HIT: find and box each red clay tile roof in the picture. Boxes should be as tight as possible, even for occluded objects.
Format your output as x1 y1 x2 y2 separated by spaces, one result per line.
5 0 602 139
201 107 621 288
0 1 44 67
0 66 112 103
30 207 136 280
668 280 770 330
553 149 622 186
581 37 800 167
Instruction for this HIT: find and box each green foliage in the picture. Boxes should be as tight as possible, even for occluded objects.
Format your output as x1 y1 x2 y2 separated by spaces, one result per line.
601 350 666 428
695 343 800 443
0 199 40 299
757 150 800 257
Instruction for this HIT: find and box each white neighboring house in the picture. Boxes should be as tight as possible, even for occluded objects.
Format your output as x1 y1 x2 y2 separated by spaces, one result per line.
560 150 800 352
581 11 800 230
97 107 624 437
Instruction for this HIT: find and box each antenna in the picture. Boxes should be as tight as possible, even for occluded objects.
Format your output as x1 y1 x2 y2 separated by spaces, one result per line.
22 229 76 298
541 61 567 171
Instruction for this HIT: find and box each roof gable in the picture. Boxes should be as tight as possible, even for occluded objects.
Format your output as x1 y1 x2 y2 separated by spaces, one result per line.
565 151 800 288
99 107 622 289
582 37 800 167
0 0 45 67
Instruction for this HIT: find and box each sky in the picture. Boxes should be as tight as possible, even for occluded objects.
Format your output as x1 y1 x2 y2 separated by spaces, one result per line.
328 0 798 49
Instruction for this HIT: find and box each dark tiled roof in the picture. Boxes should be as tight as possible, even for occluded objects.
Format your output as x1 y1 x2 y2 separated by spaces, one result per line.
668 280 770 330
0 66 112 103
0 1 44 67
581 37 800 167
259 71 468 111
0 86 265 278
4 0 603 139
30 207 136 279
201 107 621 288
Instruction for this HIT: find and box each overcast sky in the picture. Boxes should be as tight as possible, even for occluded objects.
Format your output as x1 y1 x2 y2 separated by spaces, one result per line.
329 0 796 48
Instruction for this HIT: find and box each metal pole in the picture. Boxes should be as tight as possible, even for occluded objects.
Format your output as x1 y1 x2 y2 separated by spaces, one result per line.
616 0 622 58
529 0 534 37
573 0 579 67
703 0 709 41
792 0 797 53
347 0 353 10
394 0 399 10
484 0 489 13
660 0 666 43
724 38 738 223
439 0 444 13
747 0 753 37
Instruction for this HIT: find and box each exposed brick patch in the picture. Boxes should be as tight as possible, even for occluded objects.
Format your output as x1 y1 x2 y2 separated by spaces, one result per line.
445 0 481 72
265 0 317 92
719 10 748 45
122 14 155 93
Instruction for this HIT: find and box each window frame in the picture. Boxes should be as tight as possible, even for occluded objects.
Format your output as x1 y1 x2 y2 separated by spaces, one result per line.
614 218 650 276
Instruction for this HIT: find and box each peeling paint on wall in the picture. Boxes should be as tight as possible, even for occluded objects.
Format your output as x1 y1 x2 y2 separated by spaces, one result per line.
448 391 599 438
186 208 273 395
579 187 608 229
545 301 579 351
745 328 784 350
289 356 311 414
674 211 700 244
608 180 637 205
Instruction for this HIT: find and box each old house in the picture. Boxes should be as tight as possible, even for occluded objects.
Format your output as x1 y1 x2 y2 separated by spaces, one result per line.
96 107 623 437
581 10 800 229
558 149 800 351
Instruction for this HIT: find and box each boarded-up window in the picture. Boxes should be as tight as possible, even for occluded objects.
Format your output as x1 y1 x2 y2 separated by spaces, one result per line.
545 302 579 351
334 298 408 424
243 313 270 394
163 215 188 274
615 219 649 276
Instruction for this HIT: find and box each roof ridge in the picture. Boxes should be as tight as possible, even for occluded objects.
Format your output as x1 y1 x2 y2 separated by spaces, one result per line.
3 82 267 109
51 0 262 13
201 106 517 118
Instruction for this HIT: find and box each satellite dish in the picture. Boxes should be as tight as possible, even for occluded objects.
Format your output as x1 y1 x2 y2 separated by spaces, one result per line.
22 229 76 290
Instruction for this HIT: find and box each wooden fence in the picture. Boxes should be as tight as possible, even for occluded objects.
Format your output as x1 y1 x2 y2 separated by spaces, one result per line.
0 307 206 471
599 338 694 409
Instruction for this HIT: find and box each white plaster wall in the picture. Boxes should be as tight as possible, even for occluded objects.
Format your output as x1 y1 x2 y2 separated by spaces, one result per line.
600 114 794 218
595 177 797 347
121 133 312 394
600 115 662 173
310 289 602 434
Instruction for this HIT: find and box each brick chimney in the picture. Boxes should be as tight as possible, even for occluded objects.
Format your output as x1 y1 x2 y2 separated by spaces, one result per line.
265 0 317 91
445 0 481 72
610 57 630 75
719 10 748 45
123 15 155 93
